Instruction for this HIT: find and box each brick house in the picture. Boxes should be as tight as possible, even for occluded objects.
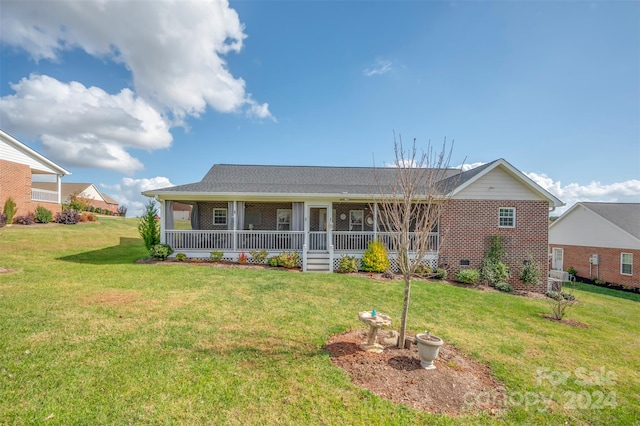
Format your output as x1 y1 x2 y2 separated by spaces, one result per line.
31 182 120 213
549 202 639 289
0 129 70 217
142 159 562 291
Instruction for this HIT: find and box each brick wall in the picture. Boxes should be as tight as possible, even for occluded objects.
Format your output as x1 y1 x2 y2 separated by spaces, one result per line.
0 159 62 219
439 199 550 292
550 244 639 289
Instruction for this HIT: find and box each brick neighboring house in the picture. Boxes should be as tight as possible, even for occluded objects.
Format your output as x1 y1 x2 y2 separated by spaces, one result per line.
549 202 639 289
142 159 563 291
30 182 120 213
0 129 70 217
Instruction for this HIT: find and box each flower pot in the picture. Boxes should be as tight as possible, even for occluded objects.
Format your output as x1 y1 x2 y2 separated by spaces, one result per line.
415 333 443 370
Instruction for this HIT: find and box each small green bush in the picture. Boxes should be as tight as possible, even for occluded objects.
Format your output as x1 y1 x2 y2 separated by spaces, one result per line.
455 268 480 284
3 197 17 224
209 251 224 262
495 282 513 292
360 240 390 273
149 243 173 260
175 253 187 262
566 267 577 277
414 264 432 277
481 258 510 284
546 291 576 301
432 267 447 280
267 256 279 267
337 255 358 273
249 249 268 263
520 257 541 286
34 206 53 224
276 251 300 269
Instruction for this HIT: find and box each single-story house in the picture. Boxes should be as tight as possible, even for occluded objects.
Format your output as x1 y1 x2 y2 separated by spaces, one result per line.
0 129 70 216
549 202 639 289
142 159 563 291
31 182 120 213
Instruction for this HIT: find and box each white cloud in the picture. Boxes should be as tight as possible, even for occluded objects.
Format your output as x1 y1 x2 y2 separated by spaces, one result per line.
1 0 272 121
0 75 171 174
455 161 486 171
526 172 640 215
364 60 392 77
0 0 273 173
101 176 174 217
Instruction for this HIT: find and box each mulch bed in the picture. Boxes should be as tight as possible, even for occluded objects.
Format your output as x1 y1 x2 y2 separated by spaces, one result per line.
540 314 588 328
325 330 504 415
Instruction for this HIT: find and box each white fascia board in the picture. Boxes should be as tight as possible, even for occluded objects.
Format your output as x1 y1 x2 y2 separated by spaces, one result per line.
0 129 71 176
452 159 564 208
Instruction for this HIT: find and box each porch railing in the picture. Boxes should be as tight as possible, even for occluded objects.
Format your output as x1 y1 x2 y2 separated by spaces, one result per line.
165 230 438 253
166 230 304 252
31 188 58 203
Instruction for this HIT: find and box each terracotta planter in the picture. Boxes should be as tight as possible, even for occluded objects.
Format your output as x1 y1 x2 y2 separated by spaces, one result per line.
415 332 443 370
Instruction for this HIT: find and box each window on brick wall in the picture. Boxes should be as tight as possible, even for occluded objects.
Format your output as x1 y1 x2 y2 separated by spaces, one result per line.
213 208 227 225
621 253 633 275
498 207 515 228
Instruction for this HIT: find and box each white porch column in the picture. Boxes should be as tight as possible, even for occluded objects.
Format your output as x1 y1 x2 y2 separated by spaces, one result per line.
233 201 237 252
56 174 62 204
159 199 166 244
373 203 378 240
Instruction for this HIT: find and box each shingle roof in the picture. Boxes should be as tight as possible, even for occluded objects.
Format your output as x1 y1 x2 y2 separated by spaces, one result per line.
581 202 640 239
159 164 462 196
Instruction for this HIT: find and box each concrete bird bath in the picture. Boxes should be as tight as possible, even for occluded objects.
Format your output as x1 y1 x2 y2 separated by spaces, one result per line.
358 311 392 353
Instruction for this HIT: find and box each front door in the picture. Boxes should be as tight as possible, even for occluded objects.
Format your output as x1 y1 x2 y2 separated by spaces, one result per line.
552 248 563 271
306 203 332 252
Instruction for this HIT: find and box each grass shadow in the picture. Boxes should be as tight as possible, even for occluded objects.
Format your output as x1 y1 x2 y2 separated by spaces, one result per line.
57 237 145 265
572 282 640 303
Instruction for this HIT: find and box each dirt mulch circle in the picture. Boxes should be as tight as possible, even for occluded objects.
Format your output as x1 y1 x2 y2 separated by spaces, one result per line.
540 314 588 328
0 267 14 275
326 330 504 415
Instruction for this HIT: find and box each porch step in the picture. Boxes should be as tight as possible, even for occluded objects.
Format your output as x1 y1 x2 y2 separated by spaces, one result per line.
306 253 331 272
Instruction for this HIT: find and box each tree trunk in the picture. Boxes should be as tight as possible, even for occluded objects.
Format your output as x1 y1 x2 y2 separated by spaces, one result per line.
398 275 411 348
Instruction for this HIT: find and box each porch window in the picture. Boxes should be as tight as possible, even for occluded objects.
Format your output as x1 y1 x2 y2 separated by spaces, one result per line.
498 207 515 228
621 253 632 275
213 208 227 225
350 210 364 231
277 209 292 231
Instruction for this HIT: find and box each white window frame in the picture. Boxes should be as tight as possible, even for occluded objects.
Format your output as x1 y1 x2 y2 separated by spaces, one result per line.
213 208 227 225
498 207 516 228
350 210 364 231
277 209 292 231
621 253 633 275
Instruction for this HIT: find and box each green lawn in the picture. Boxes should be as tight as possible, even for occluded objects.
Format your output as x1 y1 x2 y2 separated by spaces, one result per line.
0 218 638 425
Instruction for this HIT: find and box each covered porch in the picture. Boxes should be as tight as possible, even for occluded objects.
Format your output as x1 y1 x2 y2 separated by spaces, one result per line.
159 200 439 272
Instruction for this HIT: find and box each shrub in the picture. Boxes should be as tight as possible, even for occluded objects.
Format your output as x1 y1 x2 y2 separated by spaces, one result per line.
360 240 390 273
432 267 447 280
175 253 187 262
267 256 279 267
138 200 160 250
238 251 248 264
546 291 576 302
14 213 35 225
566 267 578 277
3 197 17 224
249 249 268 263
276 251 300 269
455 268 480 284
495 282 513 292
520 257 541 286
209 251 224 262
337 255 358 273
34 206 53 224
117 205 128 217
481 258 510 285
0 213 6 228
68 192 91 212
81 212 97 222
56 209 80 225
149 243 173 260
414 264 432 277
546 289 577 320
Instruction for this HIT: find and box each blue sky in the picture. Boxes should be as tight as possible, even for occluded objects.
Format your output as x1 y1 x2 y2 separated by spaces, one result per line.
1 0 639 215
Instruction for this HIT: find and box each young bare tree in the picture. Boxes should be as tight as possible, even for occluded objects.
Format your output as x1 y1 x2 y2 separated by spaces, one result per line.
373 134 459 348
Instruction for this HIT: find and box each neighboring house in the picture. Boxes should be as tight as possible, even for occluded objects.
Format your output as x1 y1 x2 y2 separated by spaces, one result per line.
549 202 639 289
31 182 120 213
142 159 563 291
0 129 70 216
173 202 192 221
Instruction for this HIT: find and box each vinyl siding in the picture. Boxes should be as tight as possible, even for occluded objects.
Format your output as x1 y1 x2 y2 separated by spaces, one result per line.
0 138 59 174
454 167 547 201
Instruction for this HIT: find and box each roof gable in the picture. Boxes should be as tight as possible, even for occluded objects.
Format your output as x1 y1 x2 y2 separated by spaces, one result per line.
0 129 70 175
